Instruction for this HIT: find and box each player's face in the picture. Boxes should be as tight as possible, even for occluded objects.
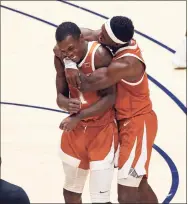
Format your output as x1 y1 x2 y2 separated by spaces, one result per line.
57 35 84 63
98 24 116 48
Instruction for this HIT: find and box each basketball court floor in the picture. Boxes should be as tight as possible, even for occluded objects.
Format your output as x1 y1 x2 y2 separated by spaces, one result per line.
1 1 186 203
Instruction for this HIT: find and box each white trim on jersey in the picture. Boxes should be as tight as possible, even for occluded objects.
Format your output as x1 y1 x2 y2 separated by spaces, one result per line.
90 135 115 170
115 41 138 55
134 122 147 175
77 41 93 68
91 44 101 71
115 53 144 63
59 149 81 167
118 136 137 179
115 53 145 86
118 121 147 180
121 73 145 86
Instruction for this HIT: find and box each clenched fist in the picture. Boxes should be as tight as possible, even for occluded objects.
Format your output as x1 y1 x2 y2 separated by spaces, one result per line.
67 98 81 114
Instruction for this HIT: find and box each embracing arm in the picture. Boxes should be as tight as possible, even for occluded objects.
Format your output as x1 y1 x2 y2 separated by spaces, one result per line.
54 56 69 110
77 86 116 120
80 28 100 41
80 56 145 92
76 45 115 120
60 85 116 131
55 56 81 114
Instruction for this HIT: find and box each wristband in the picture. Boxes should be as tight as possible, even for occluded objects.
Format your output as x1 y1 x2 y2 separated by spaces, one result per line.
63 58 78 70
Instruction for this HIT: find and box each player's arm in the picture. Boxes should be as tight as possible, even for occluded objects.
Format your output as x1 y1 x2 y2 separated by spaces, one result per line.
55 56 80 113
60 46 116 131
76 46 115 120
80 56 145 92
80 28 100 41
77 86 116 121
55 56 69 110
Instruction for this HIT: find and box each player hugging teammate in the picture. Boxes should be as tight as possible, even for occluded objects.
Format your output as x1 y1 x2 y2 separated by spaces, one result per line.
54 16 158 204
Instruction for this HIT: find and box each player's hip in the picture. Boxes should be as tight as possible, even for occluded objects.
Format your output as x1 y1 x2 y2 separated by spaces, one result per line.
117 110 157 132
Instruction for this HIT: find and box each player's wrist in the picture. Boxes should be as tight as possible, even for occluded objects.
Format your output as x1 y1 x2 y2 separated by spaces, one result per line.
59 97 69 112
63 58 78 69
75 112 84 120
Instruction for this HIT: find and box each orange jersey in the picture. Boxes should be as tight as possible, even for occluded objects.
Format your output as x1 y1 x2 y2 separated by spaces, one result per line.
67 41 114 126
114 39 152 120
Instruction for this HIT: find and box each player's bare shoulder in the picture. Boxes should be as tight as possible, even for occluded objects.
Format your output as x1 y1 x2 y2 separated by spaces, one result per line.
94 45 113 69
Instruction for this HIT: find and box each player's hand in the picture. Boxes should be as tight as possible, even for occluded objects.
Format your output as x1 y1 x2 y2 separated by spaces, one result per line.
65 69 81 89
67 98 81 114
59 115 80 131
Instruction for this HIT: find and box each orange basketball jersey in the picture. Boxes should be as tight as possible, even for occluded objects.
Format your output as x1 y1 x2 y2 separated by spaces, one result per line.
67 41 114 126
114 39 152 120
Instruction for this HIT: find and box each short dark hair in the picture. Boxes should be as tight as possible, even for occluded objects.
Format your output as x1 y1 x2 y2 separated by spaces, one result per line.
55 22 81 42
110 16 134 43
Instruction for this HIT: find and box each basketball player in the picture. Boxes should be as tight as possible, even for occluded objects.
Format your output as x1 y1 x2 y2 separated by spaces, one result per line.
54 22 118 203
54 16 158 203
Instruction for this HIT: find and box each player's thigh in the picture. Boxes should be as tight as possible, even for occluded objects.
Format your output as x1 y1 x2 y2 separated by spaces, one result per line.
63 162 89 194
117 113 157 187
60 126 90 193
60 126 89 169
88 121 118 171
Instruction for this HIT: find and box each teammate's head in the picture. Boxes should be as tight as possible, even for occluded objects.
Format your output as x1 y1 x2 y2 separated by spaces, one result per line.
55 22 86 63
98 16 134 48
